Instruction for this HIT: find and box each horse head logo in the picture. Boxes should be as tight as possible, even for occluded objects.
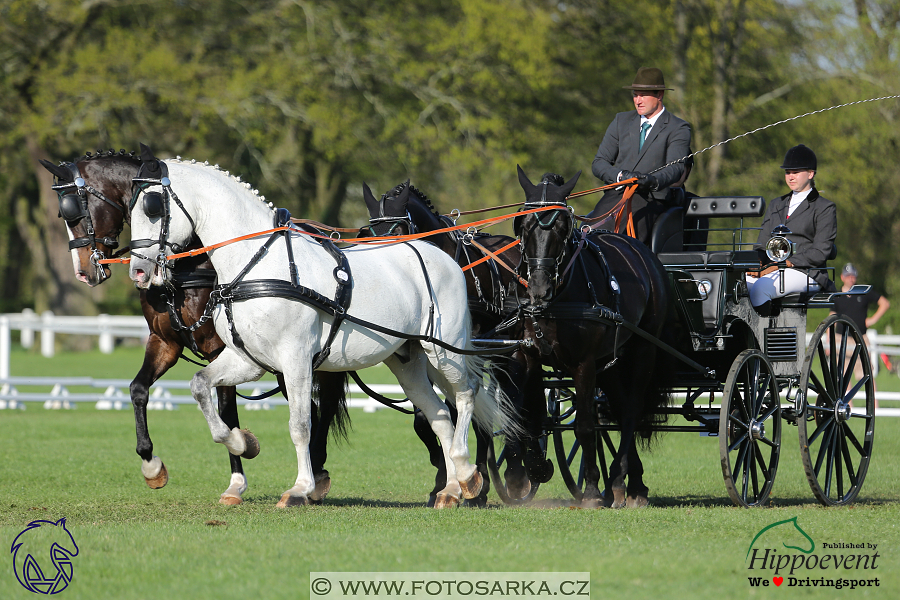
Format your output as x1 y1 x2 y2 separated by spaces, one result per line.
746 516 815 560
11 518 79 594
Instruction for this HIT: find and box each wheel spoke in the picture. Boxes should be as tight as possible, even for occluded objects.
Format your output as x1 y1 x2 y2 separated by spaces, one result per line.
566 438 580 467
839 424 860 488
808 414 832 445
753 441 769 479
841 343 862 396
728 411 750 431
842 423 866 456
844 376 868 406
728 431 749 453
813 421 835 477
808 370 835 408
748 441 761 502
818 338 839 401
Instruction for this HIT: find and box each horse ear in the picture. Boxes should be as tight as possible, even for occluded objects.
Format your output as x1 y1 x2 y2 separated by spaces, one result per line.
139 143 157 162
39 159 73 182
517 164 535 193
559 170 582 199
362 182 380 218
381 181 410 218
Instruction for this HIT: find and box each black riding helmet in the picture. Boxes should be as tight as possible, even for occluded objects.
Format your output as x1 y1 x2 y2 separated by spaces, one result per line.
780 144 817 171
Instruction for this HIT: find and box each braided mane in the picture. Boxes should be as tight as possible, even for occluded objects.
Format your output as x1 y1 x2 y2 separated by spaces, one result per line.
385 181 441 218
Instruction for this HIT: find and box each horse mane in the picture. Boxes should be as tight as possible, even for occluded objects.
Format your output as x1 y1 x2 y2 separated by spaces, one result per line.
540 172 565 186
166 156 275 212
76 148 140 163
384 181 442 219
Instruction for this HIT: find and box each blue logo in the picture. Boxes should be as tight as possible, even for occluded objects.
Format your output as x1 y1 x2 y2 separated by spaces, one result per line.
10 518 79 594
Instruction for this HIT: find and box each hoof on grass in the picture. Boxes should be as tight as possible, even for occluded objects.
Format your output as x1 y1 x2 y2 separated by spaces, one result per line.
219 494 243 506
144 462 169 489
433 493 460 509
309 472 332 505
626 494 649 508
276 493 309 508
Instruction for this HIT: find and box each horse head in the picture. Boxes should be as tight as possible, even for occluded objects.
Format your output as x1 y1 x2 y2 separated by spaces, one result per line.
361 181 413 236
514 165 581 308
128 151 199 289
39 149 141 286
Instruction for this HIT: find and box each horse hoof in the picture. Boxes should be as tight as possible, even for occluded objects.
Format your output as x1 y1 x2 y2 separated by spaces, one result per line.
611 488 627 509
626 494 649 508
144 462 169 489
219 494 243 506
459 471 483 499
309 472 332 504
433 493 460 509
504 464 532 500
240 429 260 459
276 492 309 508
526 457 554 484
581 497 603 509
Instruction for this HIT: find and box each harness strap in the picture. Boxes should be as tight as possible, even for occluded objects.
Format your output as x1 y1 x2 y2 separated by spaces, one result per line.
348 371 417 415
464 238 528 287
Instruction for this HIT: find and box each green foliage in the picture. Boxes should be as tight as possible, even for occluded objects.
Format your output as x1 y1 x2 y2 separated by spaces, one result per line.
0 0 899 326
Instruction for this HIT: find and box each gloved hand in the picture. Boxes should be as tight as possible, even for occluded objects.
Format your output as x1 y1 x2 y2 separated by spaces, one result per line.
618 170 642 183
635 173 659 194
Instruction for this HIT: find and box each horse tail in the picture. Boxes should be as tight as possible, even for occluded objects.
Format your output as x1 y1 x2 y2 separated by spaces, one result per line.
312 371 352 444
465 353 523 439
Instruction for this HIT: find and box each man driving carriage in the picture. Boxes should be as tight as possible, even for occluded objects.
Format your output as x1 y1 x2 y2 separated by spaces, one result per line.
587 67 692 245
745 144 837 315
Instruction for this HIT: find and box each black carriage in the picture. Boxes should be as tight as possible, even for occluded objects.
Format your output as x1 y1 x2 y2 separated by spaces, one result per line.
488 196 875 508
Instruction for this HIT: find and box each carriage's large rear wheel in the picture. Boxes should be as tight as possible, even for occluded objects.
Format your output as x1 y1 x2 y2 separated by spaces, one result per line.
719 349 782 507
549 388 615 502
798 315 875 506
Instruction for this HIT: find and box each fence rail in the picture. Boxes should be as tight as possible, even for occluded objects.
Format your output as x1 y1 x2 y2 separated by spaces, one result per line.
2 310 900 416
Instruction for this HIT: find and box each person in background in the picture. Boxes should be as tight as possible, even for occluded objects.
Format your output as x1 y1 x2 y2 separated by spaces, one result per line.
831 262 890 405
588 67 691 245
745 144 837 315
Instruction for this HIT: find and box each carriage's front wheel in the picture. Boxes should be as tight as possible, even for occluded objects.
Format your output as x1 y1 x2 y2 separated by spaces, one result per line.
719 349 782 508
798 315 875 506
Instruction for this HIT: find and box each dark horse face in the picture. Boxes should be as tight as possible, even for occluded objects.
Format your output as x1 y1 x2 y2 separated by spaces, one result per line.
39 149 147 286
361 180 414 236
514 166 581 308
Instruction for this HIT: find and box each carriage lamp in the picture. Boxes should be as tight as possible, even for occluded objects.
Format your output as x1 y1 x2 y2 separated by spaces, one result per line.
765 225 795 263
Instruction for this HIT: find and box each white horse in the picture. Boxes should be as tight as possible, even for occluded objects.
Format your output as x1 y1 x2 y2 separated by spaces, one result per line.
127 159 512 508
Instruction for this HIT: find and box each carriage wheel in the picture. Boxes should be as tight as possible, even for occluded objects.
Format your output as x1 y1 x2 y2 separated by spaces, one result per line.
486 432 542 505
549 388 615 502
719 349 782 507
798 315 875 506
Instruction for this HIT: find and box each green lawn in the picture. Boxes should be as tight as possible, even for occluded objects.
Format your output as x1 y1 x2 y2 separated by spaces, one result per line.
2 348 899 599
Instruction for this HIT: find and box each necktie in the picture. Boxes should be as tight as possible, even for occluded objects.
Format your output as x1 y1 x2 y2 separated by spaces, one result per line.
639 121 651 151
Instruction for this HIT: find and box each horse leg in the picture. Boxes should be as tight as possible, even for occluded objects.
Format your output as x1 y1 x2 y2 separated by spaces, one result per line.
520 355 553 486
216 385 248 505
131 334 180 489
385 354 463 509
413 408 448 508
274 367 319 508
625 442 649 508
574 365 604 508
189 348 265 461
309 371 350 504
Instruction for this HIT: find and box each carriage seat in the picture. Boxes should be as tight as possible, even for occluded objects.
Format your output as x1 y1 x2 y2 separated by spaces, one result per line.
649 196 767 255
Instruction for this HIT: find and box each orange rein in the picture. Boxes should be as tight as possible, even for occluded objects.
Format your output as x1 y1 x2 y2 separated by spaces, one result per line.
98 204 559 265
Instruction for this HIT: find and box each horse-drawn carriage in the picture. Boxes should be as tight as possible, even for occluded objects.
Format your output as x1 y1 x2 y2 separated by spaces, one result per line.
42 150 874 509
487 180 875 508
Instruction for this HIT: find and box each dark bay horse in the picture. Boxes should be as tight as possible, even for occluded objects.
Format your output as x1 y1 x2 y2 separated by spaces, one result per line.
360 181 546 504
40 147 347 505
513 167 672 507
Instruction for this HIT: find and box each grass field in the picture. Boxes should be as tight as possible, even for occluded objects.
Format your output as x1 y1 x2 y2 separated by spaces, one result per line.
2 347 899 599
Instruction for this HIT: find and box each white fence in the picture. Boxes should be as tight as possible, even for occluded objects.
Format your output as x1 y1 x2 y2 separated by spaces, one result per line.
2 310 899 415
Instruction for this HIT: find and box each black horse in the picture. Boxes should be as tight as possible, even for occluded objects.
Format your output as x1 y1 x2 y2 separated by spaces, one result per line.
513 166 672 507
360 181 544 504
40 147 348 505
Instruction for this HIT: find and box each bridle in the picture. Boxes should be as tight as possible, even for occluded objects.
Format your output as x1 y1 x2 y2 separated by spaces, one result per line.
360 191 417 237
129 159 197 283
52 162 126 283
517 181 575 294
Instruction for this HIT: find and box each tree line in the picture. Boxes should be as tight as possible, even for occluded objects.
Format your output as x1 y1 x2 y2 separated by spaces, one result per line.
2 0 899 331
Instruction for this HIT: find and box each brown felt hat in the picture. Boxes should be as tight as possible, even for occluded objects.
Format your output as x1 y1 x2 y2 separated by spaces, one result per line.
623 67 672 91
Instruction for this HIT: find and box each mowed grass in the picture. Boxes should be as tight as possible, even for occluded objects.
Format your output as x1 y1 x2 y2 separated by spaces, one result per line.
1 347 899 599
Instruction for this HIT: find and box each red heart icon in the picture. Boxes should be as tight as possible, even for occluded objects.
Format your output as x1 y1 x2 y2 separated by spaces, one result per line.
773 577 784 586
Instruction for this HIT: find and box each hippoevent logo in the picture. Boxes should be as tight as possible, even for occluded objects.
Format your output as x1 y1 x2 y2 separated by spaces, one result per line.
745 517 880 590
10 518 79 594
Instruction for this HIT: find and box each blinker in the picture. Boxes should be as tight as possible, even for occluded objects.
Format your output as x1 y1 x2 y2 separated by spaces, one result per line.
59 194 85 223
143 191 165 218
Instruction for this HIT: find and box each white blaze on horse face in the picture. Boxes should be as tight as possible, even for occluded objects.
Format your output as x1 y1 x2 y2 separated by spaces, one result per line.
64 223 89 284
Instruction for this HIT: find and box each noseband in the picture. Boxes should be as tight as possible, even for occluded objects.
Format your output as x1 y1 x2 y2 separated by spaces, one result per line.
52 162 126 282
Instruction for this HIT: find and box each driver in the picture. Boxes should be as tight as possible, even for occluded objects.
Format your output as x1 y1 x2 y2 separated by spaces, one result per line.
745 144 837 315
